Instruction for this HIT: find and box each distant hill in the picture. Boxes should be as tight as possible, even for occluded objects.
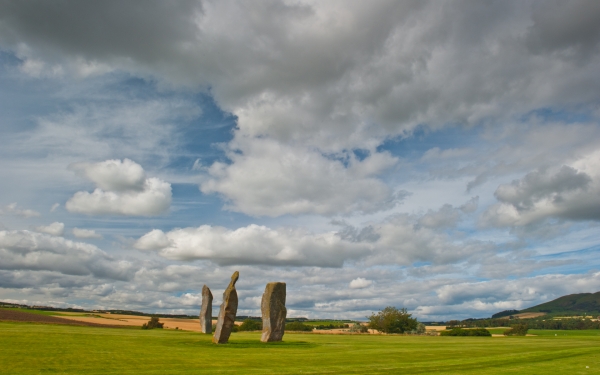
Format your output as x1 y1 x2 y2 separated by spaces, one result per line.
521 292 600 315
493 292 600 318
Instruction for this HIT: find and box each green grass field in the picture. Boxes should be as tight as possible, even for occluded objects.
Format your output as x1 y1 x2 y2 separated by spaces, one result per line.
1 322 599 374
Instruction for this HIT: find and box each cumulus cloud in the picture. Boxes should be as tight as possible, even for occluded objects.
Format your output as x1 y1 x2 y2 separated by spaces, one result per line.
135 224 371 267
66 159 172 216
0 203 40 218
70 158 146 192
0 230 133 280
34 222 65 236
482 155 600 227
72 228 102 239
201 138 400 216
349 277 372 289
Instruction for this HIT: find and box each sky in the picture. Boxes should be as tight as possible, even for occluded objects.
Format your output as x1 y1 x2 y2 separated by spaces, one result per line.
1 0 600 321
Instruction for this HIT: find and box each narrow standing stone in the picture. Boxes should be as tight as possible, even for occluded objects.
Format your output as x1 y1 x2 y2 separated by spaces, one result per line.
212 271 239 344
261 282 287 342
200 285 213 334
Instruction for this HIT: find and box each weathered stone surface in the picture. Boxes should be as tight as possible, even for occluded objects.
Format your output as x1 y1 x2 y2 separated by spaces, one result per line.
261 282 287 342
212 271 239 344
200 285 213 334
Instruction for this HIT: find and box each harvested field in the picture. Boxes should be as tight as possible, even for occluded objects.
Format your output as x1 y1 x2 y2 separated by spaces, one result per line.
57 313 217 331
0 309 125 328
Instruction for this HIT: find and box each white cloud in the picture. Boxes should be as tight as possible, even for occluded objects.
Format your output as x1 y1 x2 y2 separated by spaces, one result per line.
34 222 65 236
135 224 371 267
72 228 102 239
201 137 399 216
66 159 172 216
136 205 493 268
50 203 60 212
70 158 146 192
0 203 41 218
133 229 171 250
349 277 372 289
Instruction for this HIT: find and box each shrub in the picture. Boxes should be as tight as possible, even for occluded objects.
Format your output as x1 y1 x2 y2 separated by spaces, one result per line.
367 307 419 334
440 328 491 336
239 319 262 331
504 323 528 336
141 316 164 330
348 323 369 333
314 323 348 330
285 321 313 331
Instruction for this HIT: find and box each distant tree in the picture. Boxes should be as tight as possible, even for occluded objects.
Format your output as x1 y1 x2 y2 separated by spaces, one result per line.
367 307 418 334
504 323 528 336
285 321 313 331
239 319 263 331
141 316 164 330
441 328 491 336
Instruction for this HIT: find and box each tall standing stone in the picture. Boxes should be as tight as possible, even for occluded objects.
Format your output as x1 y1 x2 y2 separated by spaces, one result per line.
261 282 287 342
199 285 213 334
212 271 239 344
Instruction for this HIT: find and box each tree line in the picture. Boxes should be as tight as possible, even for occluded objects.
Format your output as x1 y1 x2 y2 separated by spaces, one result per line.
448 317 600 330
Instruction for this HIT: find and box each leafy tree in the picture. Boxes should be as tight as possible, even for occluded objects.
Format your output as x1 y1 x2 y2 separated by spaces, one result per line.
504 323 528 336
367 307 418 334
239 319 262 331
141 316 164 329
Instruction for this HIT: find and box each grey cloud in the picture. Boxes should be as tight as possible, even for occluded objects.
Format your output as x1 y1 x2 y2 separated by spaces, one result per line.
526 0 600 59
418 204 462 229
1 1 599 151
482 163 600 227
495 166 591 209
0 230 135 281
0 203 40 218
0 0 200 65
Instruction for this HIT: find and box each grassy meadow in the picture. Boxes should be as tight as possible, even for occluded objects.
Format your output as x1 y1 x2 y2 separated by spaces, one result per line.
1 322 599 374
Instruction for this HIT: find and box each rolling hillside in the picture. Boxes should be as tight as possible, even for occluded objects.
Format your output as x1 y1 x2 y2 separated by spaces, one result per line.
493 292 600 318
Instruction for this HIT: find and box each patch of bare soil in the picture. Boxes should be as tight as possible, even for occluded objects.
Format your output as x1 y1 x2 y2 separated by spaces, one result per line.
511 312 546 319
0 309 125 328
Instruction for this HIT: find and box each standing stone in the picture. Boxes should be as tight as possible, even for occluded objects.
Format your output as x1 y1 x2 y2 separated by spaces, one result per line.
212 271 239 344
199 285 213 334
261 282 287 342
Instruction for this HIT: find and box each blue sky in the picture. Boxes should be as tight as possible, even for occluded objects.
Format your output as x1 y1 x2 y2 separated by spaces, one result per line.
1 0 600 320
